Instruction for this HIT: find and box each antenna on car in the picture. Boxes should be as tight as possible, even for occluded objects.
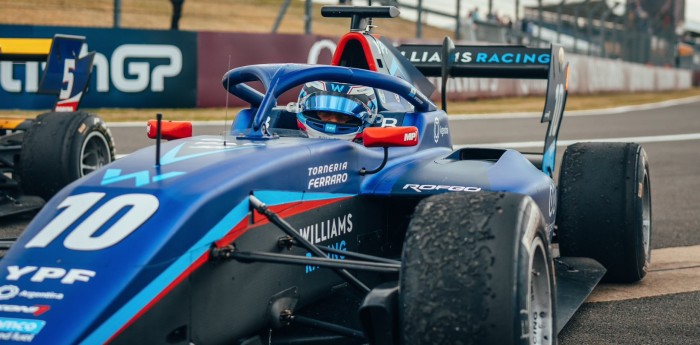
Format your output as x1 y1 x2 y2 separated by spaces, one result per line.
367 0 373 30
155 113 162 167
321 5 399 32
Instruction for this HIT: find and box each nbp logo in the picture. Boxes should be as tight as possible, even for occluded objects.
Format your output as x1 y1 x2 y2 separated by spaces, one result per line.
110 44 182 92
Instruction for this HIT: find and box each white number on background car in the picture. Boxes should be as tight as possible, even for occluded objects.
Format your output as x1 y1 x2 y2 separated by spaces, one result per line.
59 58 76 100
26 193 159 251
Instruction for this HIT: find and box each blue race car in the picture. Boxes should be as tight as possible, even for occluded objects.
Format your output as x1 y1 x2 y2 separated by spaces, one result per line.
0 6 650 345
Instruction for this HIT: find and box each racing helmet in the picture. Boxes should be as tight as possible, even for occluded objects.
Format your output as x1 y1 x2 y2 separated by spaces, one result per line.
296 81 378 140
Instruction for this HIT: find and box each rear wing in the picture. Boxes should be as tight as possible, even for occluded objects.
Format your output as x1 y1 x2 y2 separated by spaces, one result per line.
0 38 52 61
397 39 570 177
0 34 95 112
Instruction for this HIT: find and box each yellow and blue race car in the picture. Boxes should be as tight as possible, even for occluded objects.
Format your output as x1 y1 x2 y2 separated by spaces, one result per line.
0 35 114 216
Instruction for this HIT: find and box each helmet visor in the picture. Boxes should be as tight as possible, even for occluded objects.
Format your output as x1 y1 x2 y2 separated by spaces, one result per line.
302 94 368 126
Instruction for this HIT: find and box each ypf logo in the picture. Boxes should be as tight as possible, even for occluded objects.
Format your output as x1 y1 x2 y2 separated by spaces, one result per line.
6 266 95 285
111 44 182 93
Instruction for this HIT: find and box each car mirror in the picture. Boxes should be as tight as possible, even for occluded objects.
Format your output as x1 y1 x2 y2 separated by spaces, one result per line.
363 126 419 148
147 120 192 140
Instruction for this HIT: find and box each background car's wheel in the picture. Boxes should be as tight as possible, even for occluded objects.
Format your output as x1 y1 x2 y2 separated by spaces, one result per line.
400 192 556 345
557 142 651 283
19 111 115 201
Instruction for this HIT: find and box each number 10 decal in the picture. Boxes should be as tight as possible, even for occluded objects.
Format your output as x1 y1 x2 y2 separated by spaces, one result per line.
26 193 159 251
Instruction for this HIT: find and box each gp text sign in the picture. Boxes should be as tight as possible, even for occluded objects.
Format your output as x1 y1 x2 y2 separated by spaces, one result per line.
0 25 197 109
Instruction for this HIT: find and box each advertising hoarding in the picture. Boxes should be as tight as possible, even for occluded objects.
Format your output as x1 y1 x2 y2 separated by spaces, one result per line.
0 25 197 109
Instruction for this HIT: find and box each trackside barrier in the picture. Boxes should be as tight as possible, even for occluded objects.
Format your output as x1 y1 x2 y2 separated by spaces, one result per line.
0 25 691 110
1 25 197 109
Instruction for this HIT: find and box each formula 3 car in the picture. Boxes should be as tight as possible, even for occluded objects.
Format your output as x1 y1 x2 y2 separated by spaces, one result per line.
0 6 650 345
0 35 115 216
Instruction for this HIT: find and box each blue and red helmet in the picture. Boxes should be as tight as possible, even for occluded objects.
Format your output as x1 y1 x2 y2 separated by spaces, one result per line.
296 81 378 140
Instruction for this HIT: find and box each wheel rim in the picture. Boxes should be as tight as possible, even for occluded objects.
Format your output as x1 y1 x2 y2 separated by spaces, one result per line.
641 172 652 263
80 132 111 176
529 237 554 345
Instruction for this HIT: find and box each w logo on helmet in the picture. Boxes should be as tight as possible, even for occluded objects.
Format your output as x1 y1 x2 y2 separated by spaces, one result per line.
297 81 378 141
330 84 347 93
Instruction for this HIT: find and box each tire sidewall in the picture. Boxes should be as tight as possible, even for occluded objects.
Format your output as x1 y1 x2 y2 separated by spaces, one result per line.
66 114 115 180
628 146 651 279
19 112 115 200
516 201 556 344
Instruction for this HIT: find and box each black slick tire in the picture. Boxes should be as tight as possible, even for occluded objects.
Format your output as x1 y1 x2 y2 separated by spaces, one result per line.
557 142 651 283
19 111 115 201
400 192 556 345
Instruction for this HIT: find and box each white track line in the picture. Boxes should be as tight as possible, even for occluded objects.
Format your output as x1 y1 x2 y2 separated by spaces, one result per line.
449 95 700 120
111 97 700 157
106 96 700 127
454 133 700 149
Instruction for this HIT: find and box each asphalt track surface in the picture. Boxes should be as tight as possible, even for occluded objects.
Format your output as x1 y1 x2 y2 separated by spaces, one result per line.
2 97 699 344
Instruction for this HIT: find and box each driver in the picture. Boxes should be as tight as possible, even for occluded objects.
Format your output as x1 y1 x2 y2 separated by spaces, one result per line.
296 81 378 141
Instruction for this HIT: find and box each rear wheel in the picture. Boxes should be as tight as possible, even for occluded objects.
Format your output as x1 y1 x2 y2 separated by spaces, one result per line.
19 111 115 201
557 142 651 283
400 192 555 345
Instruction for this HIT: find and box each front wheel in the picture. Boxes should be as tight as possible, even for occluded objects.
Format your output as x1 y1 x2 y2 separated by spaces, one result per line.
19 111 115 201
400 192 556 345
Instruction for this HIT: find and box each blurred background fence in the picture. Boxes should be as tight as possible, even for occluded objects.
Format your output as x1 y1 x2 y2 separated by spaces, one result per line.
1 0 696 70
